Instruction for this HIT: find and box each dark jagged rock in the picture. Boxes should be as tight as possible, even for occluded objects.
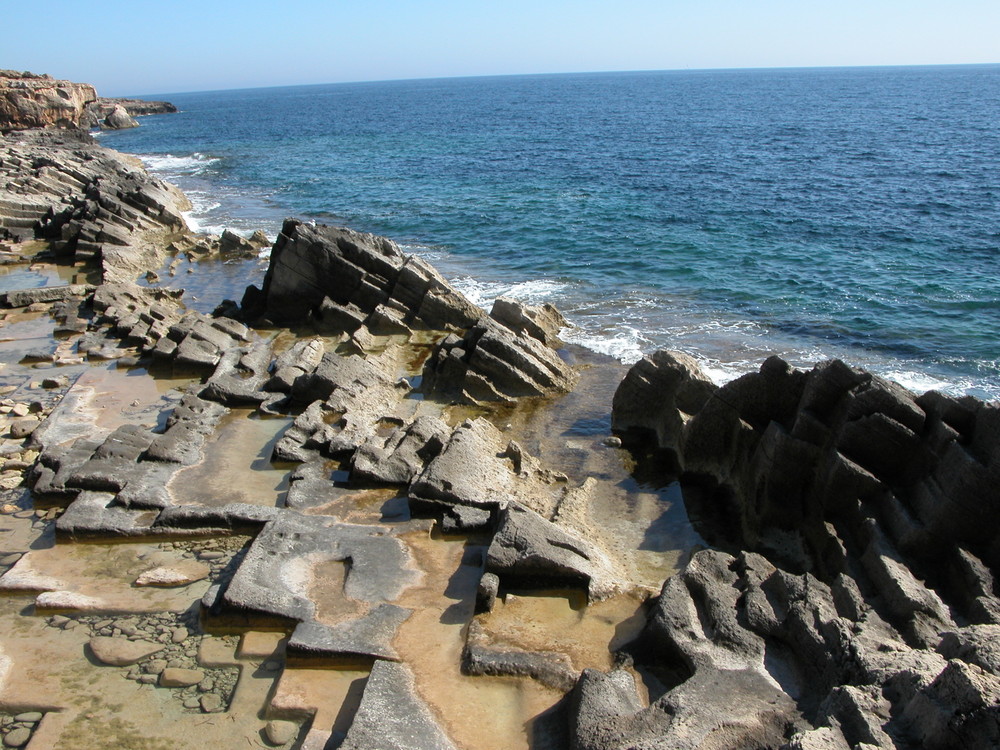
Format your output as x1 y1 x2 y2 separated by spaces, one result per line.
93 97 177 118
241 219 482 331
611 349 717 454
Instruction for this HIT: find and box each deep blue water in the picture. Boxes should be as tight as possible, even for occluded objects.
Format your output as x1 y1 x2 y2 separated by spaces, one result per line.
100 66 1000 399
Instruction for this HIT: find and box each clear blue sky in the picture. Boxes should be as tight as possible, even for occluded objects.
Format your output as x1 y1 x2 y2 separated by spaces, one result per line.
5 0 999 96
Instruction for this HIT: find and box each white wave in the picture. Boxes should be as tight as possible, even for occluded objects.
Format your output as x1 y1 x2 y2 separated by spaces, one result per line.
139 152 220 175
880 369 950 396
562 326 649 365
182 212 227 236
450 275 568 311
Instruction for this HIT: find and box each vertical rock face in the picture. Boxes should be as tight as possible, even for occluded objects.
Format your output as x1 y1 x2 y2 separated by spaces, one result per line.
601 350 1000 749
0 70 98 131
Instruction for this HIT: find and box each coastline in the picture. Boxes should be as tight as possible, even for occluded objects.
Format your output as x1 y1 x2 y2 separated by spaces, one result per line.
101 69 1000 403
0 78 999 750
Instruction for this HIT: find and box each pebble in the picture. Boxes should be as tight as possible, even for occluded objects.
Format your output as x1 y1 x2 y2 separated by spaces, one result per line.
183 697 201 709
143 660 167 675
3 727 31 748
137 674 157 685
199 693 223 713
171 627 188 644
12 713 41 723
602 436 623 447
9 405 28 417
261 660 281 672
196 550 225 561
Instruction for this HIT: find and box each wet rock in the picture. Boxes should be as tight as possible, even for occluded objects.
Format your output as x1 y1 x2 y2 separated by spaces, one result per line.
288 604 411 661
264 719 298 746
160 667 205 687
88 636 165 666
199 693 224 713
463 620 578 691
2 727 31 748
134 564 210 588
489 296 567 347
339 660 458 750
0 284 95 308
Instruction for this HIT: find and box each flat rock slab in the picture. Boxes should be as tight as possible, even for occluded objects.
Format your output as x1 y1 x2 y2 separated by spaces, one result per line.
134 563 210 587
339 659 458 750
89 636 165 666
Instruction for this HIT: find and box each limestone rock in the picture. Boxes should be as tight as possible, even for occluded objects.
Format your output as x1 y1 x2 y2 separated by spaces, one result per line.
159 667 205 687
88 636 165 666
410 418 565 518
134 563 210 587
102 104 138 130
486 503 620 600
264 720 299 746
0 70 97 130
422 316 577 404
339 660 458 750
489 296 567 347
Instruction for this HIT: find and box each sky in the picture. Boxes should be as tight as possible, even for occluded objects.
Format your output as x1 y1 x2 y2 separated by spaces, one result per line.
5 0 999 96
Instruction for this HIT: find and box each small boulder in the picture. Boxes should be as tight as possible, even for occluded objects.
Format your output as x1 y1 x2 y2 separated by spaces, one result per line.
160 667 206 687
103 105 138 130
89 636 165 666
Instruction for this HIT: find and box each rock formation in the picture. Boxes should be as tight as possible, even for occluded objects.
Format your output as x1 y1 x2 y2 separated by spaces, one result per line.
0 129 189 279
602 350 1000 748
0 70 97 131
102 104 138 130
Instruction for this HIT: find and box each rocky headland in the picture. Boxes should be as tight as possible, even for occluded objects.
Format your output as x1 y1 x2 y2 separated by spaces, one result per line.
0 74 997 750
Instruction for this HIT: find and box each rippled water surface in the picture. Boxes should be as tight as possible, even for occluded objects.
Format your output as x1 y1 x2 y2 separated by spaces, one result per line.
101 66 1000 398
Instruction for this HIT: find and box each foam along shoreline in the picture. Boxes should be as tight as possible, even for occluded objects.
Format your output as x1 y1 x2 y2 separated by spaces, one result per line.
132 143 1000 403
0 90 999 750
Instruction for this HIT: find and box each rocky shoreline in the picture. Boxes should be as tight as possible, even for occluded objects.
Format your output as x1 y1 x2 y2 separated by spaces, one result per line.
0 75 997 750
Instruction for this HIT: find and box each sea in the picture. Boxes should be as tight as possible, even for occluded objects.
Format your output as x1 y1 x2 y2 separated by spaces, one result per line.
97 66 1000 400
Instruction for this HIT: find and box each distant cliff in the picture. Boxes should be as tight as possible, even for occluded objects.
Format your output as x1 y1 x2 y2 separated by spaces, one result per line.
0 70 97 131
0 70 176 132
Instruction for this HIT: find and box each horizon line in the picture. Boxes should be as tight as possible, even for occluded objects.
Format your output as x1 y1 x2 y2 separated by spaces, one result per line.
125 61 1000 99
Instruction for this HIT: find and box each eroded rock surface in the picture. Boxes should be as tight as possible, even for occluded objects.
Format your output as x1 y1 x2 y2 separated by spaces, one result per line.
0 70 97 131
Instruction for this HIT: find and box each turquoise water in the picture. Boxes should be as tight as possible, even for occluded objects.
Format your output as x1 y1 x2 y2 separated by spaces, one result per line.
100 66 1000 399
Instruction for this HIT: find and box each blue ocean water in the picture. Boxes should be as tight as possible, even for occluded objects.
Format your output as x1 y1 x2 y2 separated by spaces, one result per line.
99 66 1000 399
